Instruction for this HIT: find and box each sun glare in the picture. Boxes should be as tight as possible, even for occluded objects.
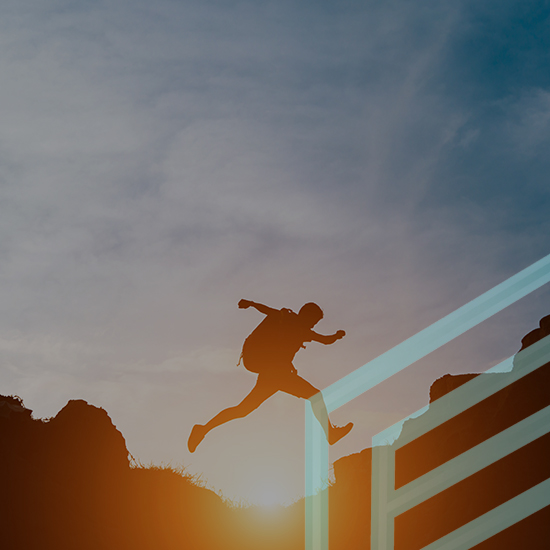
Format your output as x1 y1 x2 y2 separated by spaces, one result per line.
254 483 287 508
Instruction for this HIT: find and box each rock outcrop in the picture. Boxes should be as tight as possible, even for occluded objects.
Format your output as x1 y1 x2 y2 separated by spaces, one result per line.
0 395 304 550
329 315 550 550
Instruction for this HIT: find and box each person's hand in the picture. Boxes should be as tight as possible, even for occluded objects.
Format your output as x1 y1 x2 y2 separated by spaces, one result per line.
238 299 252 309
335 330 346 340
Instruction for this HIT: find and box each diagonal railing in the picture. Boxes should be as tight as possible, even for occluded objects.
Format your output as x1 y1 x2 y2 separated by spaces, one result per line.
305 252 550 550
371 334 550 549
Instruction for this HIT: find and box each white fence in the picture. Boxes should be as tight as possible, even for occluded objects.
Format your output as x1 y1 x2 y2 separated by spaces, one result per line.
371 334 550 550
305 253 550 550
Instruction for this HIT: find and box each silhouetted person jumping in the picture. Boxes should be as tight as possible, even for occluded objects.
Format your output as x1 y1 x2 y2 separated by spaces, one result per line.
188 299 353 452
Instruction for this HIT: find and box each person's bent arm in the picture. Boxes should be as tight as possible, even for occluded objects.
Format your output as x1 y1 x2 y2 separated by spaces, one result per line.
238 299 278 316
311 330 346 345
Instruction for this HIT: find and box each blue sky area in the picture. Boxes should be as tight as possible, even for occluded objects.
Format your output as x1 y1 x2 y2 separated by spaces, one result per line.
0 0 549 505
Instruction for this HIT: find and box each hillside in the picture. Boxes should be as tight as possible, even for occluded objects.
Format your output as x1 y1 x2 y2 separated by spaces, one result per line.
0 395 305 550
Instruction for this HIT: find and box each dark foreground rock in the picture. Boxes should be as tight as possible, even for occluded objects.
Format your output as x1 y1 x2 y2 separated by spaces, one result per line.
0 397 304 550
329 315 550 550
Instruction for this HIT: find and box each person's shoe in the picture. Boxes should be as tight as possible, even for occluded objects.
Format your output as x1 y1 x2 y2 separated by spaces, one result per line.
188 424 207 453
328 422 353 445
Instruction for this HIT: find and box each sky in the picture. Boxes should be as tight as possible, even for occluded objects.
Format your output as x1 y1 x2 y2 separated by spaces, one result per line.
1 0 550 506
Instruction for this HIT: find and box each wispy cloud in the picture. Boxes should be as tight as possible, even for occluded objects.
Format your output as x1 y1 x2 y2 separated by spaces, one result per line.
0 0 549 503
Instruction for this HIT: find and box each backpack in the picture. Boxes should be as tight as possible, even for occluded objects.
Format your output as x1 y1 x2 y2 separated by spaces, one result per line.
239 309 306 374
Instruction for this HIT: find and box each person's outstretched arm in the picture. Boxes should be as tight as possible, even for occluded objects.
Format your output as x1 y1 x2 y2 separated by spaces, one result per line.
310 330 346 345
238 299 278 316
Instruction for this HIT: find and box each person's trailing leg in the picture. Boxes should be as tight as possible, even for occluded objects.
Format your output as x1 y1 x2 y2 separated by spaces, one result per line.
188 378 276 452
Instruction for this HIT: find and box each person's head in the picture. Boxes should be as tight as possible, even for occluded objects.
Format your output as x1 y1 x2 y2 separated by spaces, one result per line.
298 302 324 328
